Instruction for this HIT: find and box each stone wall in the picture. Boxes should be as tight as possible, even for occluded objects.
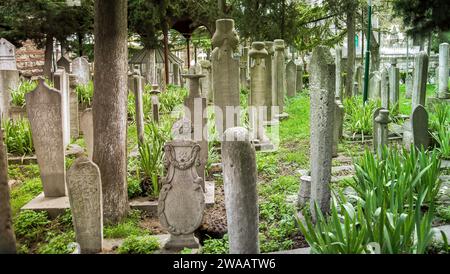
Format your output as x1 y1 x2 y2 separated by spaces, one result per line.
16 40 45 78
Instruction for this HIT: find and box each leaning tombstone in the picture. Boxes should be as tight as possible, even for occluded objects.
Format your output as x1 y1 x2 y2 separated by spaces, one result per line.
380 68 390 109
411 51 428 110
26 78 66 197
158 140 205 250
373 109 391 157
286 59 297 98
438 43 449 99
67 156 103 254
0 124 16 254
222 127 259 254
80 108 93 160
411 104 429 150
211 19 240 138
72 57 90 85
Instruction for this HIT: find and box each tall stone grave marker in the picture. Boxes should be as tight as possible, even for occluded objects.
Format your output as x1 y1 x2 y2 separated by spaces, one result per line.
26 78 66 197
296 63 303 93
0 125 16 254
286 60 297 98
438 43 449 99
54 67 71 147
69 75 79 139
72 57 90 85
212 19 240 138
373 108 390 157
67 156 103 254
411 105 429 150
368 71 381 99
132 74 145 145
240 47 249 90
405 73 413 99
307 46 335 220
222 127 259 254
389 58 400 112
80 108 93 159
353 65 363 96
411 51 428 110
158 140 205 250
381 68 390 109
0 38 19 120
273 39 287 118
150 84 160 124
335 47 342 100
199 60 212 101
263 41 275 123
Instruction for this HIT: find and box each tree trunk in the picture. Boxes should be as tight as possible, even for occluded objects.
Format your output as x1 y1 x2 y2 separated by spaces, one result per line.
163 22 170 87
145 48 155 84
93 0 129 225
78 32 84 57
43 35 54 79
345 10 355 98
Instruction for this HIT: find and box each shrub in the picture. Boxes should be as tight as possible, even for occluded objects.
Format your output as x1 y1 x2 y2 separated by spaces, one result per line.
202 235 229 254
343 96 380 136
128 177 143 199
3 119 34 155
37 231 76 254
104 210 148 238
75 81 94 106
117 235 159 254
10 80 37 107
158 84 188 114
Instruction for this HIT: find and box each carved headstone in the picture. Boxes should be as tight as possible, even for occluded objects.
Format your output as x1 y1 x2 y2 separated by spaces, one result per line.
0 125 16 254
211 19 240 138
286 60 297 98
67 156 103 254
438 43 449 99
412 51 428 110
0 70 19 120
80 108 93 159
72 57 90 85
411 105 429 150
26 78 66 197
158 140 205 250
0 38 17 70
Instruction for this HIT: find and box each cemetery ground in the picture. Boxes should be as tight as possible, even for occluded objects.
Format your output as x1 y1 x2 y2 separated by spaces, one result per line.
5 80 450 254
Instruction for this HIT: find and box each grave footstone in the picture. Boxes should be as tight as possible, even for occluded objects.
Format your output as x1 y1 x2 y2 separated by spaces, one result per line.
80 108 93 159
389 58 400 112
405 72 413 99
412 51 428 110
158 140 205 250
67 156 103 254
373 109 390 157
381 68 390 109
222 127 259 254
286 60 297 98
26 78 66 197
211 19 240 139
411 104 429 150
72 57 90 85
0 125 16 254
438 43 449 99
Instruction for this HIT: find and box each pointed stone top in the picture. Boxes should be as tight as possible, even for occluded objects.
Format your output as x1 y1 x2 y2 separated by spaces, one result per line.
0 37 17 70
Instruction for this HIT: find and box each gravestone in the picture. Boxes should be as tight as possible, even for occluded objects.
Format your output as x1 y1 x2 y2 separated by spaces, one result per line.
150 84 160 124
411 105 429 150
411 51 428 110
405 73 413 99
54 67 71 147
240 47 249 90
182 73 208 188
380 68 390 109
72 57 90 85
353 65 363 96
199 60 212 101
335 47 342 100
389 58 400 112
296 63 303 93
0 38 17 70
264 41 275 122
0 70 19 120
273 39 287 117
368 71 381 99
307 46 335 220
211 19 240 139
172 63 180 86
373 109 390 157
286 60 297 98
57 56 71 73
0 125 16 254
69 75 79 139
158 140 205 250
26 78 66 197
249 42 271 150
332 101 344 157
132 74 145 145
438 43 449 99
222 127 259 254
67 156 103 254
80 108 93 159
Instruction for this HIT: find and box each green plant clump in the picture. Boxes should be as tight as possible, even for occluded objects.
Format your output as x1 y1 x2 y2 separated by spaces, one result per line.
117 235 159 254
37 231 76 254
3 119 34 155
13 210 50 242
10 80 37 107
75 81 94 106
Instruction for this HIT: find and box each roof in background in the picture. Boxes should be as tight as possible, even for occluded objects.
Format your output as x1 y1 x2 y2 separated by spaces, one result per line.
129 48 183 65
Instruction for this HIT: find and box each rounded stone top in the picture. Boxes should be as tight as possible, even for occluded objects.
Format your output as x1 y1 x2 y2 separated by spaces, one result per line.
150 84 160 95
199 59 211 68
249 42 268 58
212 19 239 50
223 127 250 142
375 109 391 124
216 19 235 31
274 39 285 50
390 58 397 66
264 41 274 54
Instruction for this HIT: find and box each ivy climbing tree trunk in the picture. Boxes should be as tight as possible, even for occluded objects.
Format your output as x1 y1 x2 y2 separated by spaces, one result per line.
92 0 129 225
345 9 355 97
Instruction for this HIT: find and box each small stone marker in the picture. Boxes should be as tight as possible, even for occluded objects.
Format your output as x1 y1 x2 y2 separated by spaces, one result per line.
222 127 259 254
296 63 303 93
373 109 391 157
389 58 400 112
273 39 287 116
54 67 71 147
211 19 240 138
150 84 160 124
26 78 66 197
0 38 17 70
80 108 93 159
0 125 16 254
72 57 90 85
69 75 79 139
264 41 275 122
405 73 413 99
308 46 335 220
286 60 297 98
57 56 71 73
335 47 342 100
354 65 363 96
67 156 103 254
132 74 145 145
412 51 428 110
381 68 390 109
411 104 429 150
438 43 449 99
158 140 205 250
172 63 180 86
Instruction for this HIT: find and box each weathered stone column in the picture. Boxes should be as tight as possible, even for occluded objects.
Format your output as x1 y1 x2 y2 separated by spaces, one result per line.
80 108 93 160
263 41 275 122
72 57 90 85
307 46 335 220
53 67 71 147
438 43 449 99
368 71 381 99
172 63 180 86
296 63 303 93
405 72 413 99
411 105 429 150
381 68 390 109
389 58 400 112
149 84 160 124
67 156 103 254
182 73 208 188
412 51 429 110
286 60 297 98
132 74 145 145
211 19 240 138
69 75 79 139
353 65 363 96
26 78 66 197
335 47 342 100
373 109 391 157
273 39 287 118
199 60 212 101
240 47 249 90
0 126 16 254
222 127 259 254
